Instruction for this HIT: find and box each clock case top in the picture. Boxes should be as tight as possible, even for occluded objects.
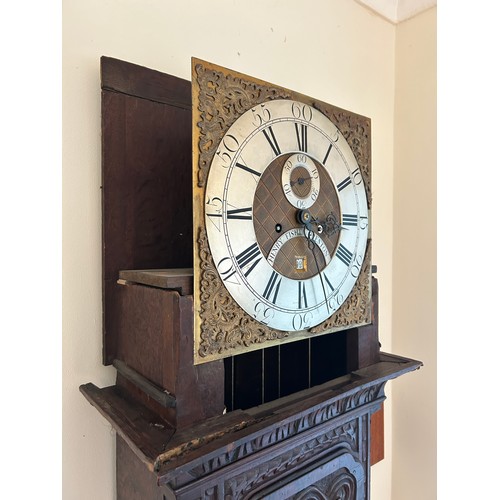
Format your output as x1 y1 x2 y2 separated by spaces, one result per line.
192 59 373 364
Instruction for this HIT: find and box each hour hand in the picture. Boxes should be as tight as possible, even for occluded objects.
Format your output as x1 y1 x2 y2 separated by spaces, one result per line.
316 212 346 236
297 210 343 236
290 175 313 187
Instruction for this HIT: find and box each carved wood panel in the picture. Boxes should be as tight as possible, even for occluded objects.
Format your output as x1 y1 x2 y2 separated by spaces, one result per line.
82 350 422 500
158 385 382 499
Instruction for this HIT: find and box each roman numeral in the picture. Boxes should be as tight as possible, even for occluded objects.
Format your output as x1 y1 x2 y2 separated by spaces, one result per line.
235 242 262 277
337 175 352 192
323 143 333 164
338 168 363 192
235 161 261 177
262 126 281 156
263 271 282 304
336 243 354 266
295 123 308 152
324 273 335 293
342 214 358 226
207 207 253 220
227 207 252 220
298 281 308 309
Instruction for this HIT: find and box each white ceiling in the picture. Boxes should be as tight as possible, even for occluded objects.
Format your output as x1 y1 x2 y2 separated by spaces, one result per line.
355 0 436 23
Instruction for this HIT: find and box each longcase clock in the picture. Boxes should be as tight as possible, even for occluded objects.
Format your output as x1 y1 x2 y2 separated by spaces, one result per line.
79 56 422 500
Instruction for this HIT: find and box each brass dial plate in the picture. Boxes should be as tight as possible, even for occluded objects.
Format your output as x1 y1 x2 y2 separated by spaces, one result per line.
192 59 372 363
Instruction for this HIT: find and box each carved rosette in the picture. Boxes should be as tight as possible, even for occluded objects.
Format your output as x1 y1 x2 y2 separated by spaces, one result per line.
292 472 358 500
294 486 329 500
327 473 358 500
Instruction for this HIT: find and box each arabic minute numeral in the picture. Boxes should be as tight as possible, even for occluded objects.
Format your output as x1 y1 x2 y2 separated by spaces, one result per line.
215 134 240 165
350 254 364 278
291 102 313 122
251 104 272 127
352 168 363 185
292 311 313 331
216 257 237 283
253 302 275 325
328 292 345 310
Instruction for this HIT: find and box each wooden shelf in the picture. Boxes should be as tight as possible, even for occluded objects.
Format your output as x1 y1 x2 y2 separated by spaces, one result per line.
118 269 194 296
80 352 421 481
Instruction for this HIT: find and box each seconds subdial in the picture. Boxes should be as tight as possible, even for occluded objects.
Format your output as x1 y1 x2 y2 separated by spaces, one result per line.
281 153 320 209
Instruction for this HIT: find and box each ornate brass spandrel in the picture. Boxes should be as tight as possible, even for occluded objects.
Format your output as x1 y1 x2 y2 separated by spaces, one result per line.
193 60 291 189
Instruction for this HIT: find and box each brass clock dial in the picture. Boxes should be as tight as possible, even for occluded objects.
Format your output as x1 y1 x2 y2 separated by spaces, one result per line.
193 59 372 363
204 98 368 333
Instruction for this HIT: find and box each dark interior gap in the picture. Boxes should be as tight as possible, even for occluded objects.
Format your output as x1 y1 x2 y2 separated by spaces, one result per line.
224 330 350 412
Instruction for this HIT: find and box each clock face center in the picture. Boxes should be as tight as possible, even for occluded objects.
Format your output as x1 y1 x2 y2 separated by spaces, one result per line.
296 208 312 225
200 96 370 337
252 153 341 280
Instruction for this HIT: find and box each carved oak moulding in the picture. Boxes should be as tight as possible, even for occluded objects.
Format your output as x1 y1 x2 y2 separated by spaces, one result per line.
81 352 421 500
192 59 373 364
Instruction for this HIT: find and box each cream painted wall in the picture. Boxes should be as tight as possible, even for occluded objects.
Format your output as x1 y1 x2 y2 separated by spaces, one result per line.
61 0 428 498
392 7 436 500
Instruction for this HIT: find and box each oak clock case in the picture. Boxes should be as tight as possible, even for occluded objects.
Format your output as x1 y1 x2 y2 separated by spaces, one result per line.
78 57 423 500
193 60 372 364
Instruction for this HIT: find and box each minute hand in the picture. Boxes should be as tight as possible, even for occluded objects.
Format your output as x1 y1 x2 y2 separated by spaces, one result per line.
304 226 330 311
